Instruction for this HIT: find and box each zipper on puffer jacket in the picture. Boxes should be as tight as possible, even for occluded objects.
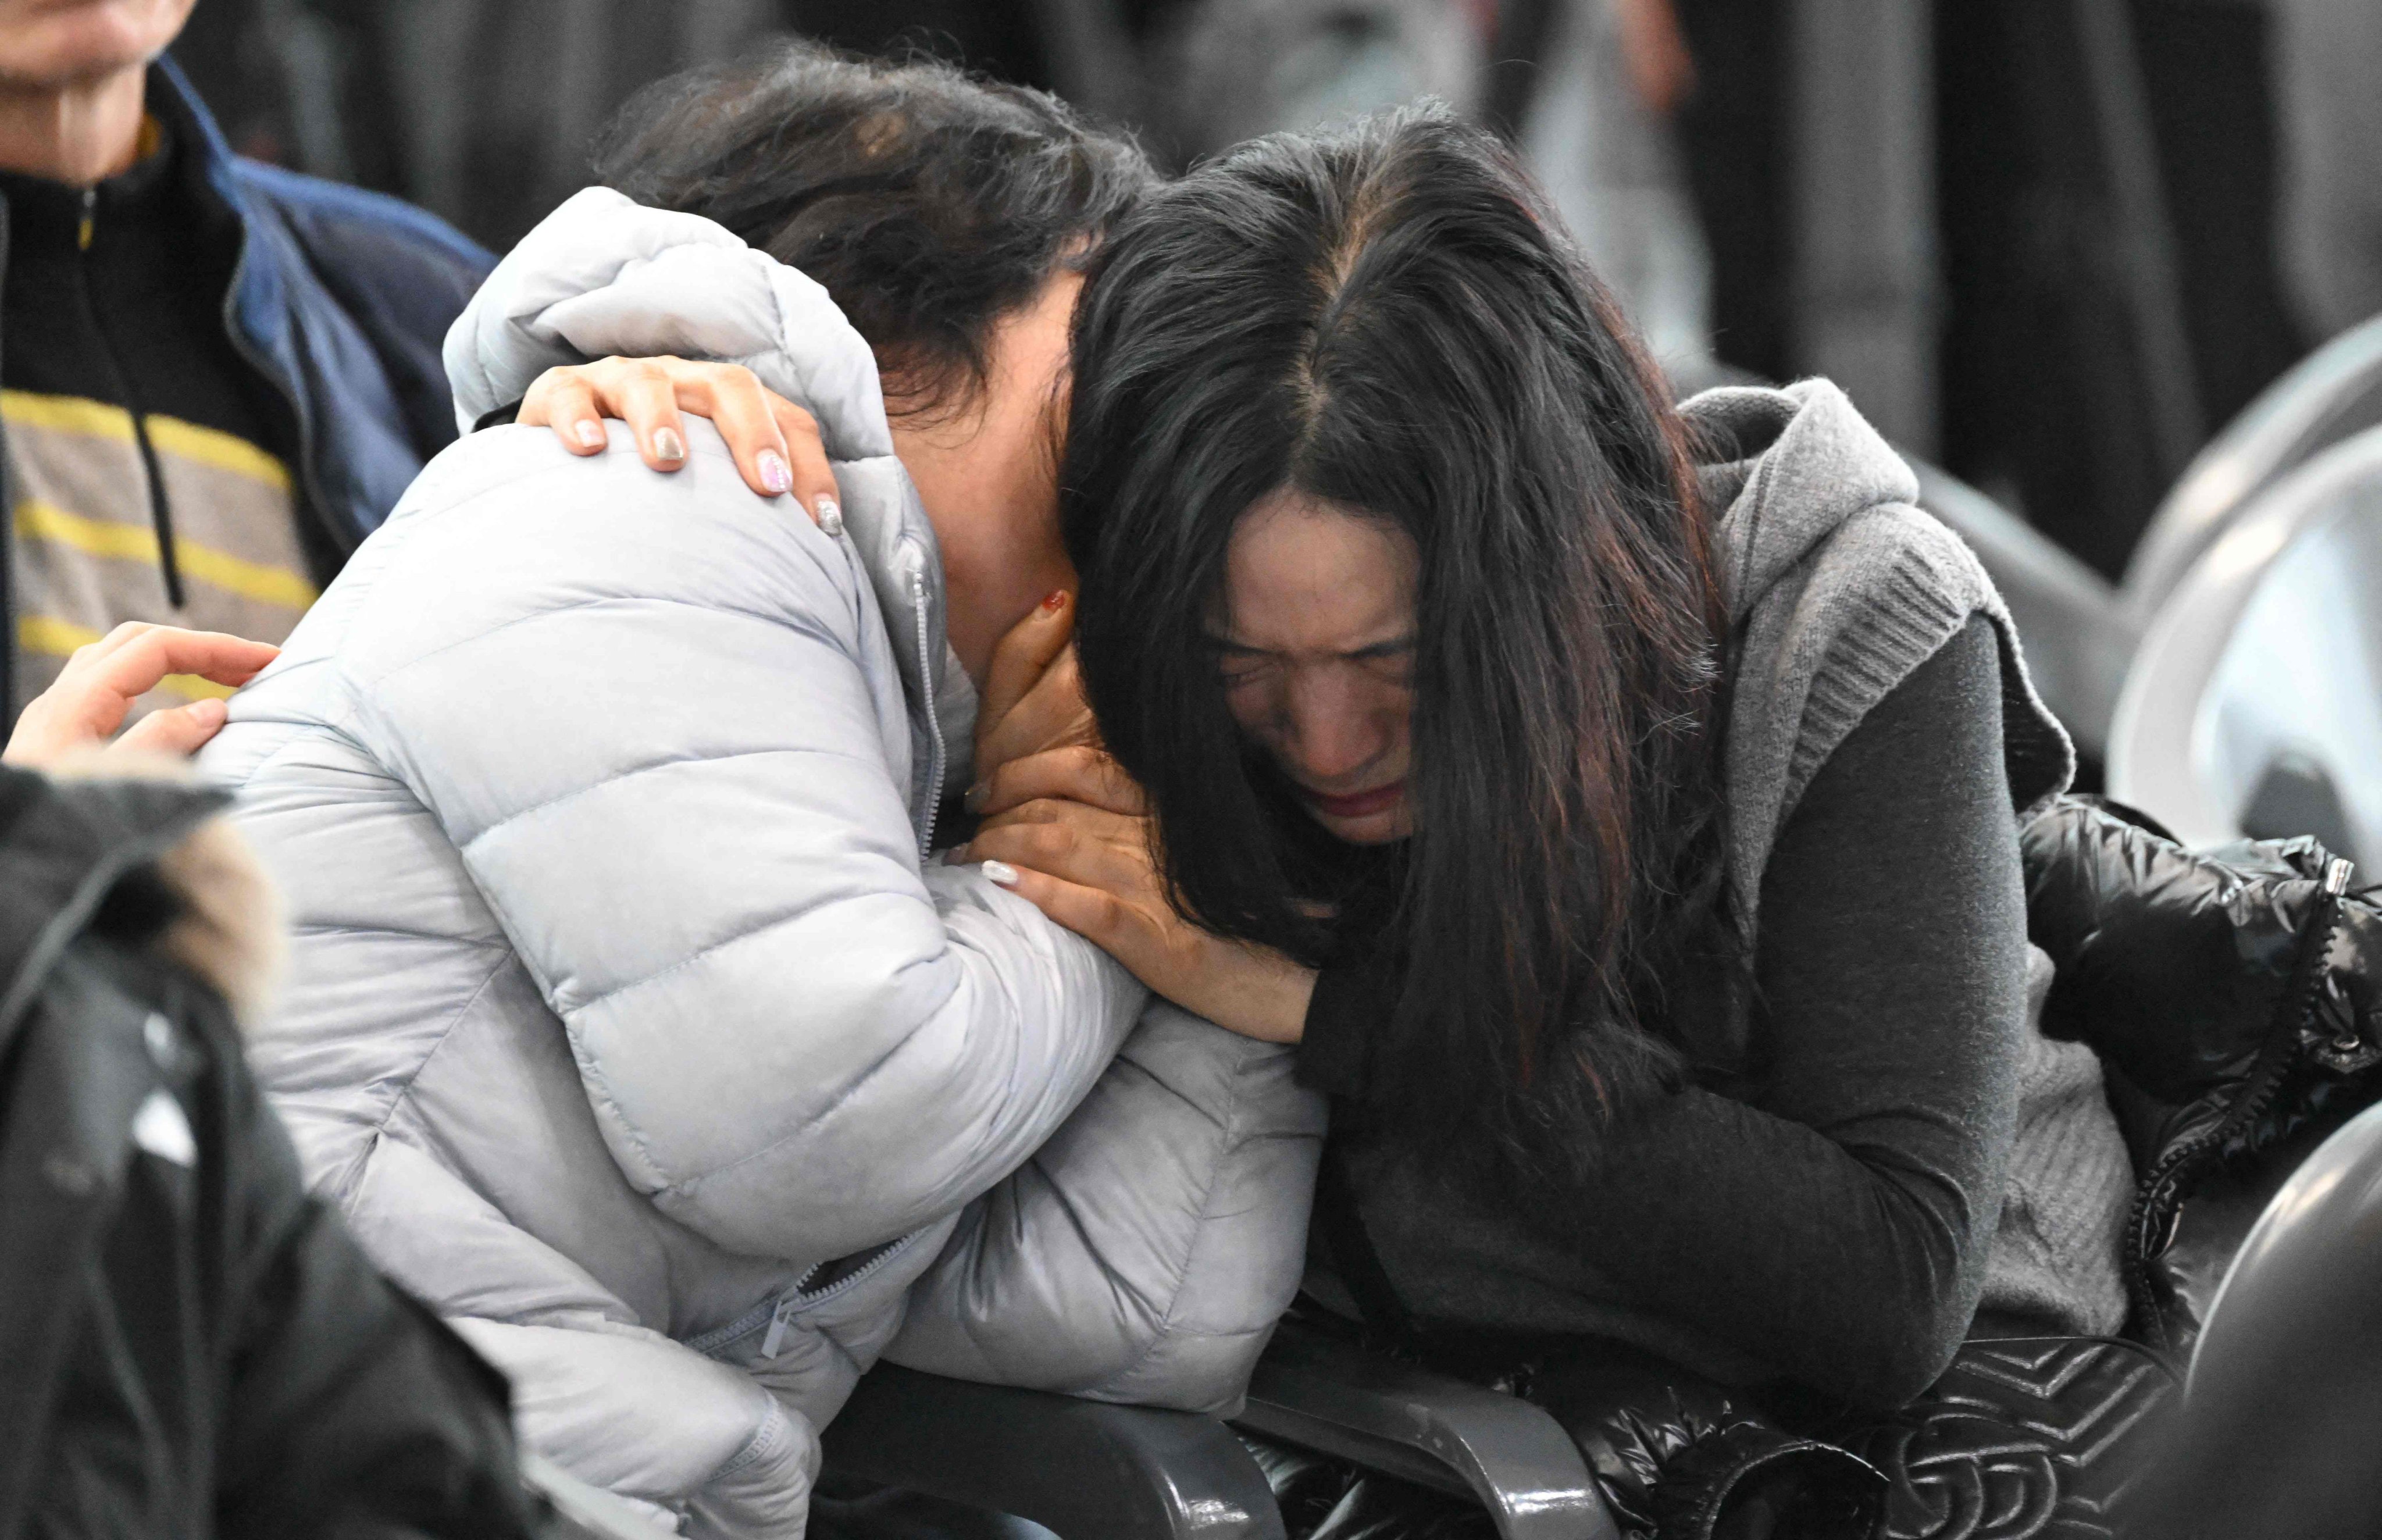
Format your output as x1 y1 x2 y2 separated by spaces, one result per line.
2121 854 2354 1350
906 550 948 856
688 1229 928 1363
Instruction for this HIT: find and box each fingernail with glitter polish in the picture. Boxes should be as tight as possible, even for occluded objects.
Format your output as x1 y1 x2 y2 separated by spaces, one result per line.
815 497 844 536
575 418 605 450
654 427 686 464
758 450 790 494
982 860 1020 887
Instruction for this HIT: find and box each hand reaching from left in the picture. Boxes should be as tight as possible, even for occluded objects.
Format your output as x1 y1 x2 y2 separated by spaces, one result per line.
5 622 277 767
961 744 1316 1044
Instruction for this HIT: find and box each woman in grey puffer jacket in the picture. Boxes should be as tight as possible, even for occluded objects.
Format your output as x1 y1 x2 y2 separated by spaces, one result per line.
200 51 1324 1538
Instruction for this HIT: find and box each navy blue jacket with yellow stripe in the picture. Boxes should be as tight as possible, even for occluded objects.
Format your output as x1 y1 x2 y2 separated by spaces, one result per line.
0 56 493 708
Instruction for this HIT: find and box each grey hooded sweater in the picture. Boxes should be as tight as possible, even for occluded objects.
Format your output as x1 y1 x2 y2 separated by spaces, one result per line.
1299 380 2134 1411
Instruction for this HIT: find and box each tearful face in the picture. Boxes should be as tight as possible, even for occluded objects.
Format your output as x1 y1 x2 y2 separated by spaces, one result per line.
1210 489 1419 845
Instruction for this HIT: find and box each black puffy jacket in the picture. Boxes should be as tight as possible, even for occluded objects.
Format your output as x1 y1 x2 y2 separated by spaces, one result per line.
2022 796 2382 1351
0 765 540 1540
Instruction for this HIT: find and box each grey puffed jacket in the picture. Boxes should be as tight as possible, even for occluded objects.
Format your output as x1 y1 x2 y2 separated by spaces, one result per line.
200 190 1326 1538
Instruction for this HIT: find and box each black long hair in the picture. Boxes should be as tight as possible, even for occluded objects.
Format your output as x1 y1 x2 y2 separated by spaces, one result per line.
1062 109 1736 1177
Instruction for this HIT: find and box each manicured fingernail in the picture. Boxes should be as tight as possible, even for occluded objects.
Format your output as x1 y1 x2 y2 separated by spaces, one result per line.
1041 590 1068 613
964 780 990 812
574 419 605 449
758 450 790 494
654 427 686 464
982 860 1020 887
815 497 844 536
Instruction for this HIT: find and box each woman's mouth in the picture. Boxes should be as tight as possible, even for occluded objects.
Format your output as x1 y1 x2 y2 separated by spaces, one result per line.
1299 780 1406 821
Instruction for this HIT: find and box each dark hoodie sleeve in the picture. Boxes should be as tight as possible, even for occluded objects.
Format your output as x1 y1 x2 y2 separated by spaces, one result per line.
1311 616 2030 1410
1567 615 2027 1407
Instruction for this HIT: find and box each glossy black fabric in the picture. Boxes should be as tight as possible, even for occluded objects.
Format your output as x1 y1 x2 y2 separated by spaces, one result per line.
2017 796 2382 1349
0 766 537 1540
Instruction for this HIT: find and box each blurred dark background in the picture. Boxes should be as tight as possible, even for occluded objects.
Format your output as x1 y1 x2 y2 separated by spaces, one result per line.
169 0 2377 583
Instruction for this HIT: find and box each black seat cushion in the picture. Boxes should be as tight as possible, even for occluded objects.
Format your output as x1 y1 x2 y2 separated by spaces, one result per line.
1832 1338 2176 1540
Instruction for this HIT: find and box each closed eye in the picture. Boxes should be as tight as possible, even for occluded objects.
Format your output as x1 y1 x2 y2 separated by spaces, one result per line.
1215 648 1279 687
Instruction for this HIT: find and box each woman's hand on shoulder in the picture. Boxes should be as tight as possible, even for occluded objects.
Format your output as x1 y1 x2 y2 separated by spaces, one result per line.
4 623 277 767
960 744 1318 1044
518 356 846 527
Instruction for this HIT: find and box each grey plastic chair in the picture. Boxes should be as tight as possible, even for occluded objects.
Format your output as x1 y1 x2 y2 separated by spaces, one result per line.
810 1326 1624 1540
2124 311 2382 626
2108 424 2382 865
2124 1103 2382 1538
1236 1318 1623 1540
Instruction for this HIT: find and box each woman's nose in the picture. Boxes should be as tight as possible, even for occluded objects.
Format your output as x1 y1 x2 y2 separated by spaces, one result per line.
1281 675 1391 785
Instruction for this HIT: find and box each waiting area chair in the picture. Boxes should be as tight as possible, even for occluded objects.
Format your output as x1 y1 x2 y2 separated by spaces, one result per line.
2108 423 2382 865
817 1332 1624 1540
2124 312 2382 626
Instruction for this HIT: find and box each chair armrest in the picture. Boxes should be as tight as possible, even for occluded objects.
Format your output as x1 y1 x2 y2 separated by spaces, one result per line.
1232 1320 1621 1540
821 1363 1286 1540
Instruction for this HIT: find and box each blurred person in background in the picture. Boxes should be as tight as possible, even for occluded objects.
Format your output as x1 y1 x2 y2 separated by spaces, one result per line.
2270 0 2382 341
0 0 489 746
1511 0 1711 380
177 0 1058 253
1151 0 1716 379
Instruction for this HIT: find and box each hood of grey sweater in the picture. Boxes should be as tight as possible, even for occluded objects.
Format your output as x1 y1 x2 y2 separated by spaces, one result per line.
1679 379 2074 919
1682 379 1924 628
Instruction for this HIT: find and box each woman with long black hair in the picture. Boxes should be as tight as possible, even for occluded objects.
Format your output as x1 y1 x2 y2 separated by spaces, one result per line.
959 105 2133 1418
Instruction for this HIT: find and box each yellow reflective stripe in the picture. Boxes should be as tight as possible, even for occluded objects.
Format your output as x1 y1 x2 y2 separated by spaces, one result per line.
13 615 238 701
16 498 154 561
144 413 292 492
1 391 291 491
16 614 104 657
1 390 134 443
174 538 316 609
15 499 316 610
164 675 241 701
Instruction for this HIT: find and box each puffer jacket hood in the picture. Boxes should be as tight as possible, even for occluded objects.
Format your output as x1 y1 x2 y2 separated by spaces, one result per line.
203 192 1324 1537
1679 379 2075 918
447 186 974 807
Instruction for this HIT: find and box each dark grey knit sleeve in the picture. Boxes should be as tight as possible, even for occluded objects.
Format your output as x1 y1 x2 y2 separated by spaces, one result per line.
1534 615 2030 1408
